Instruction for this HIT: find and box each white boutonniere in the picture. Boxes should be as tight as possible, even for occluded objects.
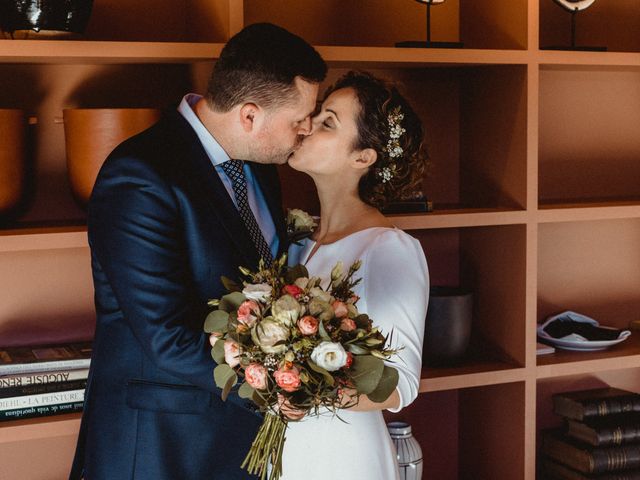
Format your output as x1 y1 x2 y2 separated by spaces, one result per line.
286 208 317 245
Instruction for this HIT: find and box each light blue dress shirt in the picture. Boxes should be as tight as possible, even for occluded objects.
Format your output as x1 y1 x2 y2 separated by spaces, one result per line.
177 94 279 257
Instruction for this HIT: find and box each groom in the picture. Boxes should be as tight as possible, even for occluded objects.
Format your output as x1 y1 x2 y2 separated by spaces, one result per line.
69 23 326 480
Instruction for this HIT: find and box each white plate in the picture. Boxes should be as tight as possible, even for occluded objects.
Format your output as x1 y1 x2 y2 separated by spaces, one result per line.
537 311 632 352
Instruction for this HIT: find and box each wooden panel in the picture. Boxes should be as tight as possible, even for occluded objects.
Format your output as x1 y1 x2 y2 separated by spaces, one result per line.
0 434 78 479
460 0 528 49
539 66 640 203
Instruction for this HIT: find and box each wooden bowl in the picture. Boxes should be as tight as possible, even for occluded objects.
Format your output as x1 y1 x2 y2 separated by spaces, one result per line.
0 109 27 215
63 108 161 205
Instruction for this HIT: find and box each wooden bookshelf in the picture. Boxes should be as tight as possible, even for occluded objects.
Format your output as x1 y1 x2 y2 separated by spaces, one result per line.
1 0 640 478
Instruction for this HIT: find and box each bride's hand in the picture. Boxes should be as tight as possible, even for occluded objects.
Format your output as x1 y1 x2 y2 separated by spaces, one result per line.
339 387 401 412
275 394 306 421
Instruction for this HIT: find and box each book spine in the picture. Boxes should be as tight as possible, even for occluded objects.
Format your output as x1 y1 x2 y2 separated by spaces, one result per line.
0 359 90 376
584 398 640 419
591 445 640 474
0 368 89 389
0 389 84 411
0 379 87 399
0 401 84 422
570 423 640 447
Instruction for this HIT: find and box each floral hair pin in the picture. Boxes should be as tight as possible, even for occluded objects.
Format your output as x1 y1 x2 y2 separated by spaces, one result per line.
377 107 405 184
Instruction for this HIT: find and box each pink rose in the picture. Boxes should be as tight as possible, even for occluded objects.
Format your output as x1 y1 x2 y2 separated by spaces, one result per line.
244 363 268 390
209 332 222 347
344 352 354 369
340 318 356 332
223 340 241 368
297 315 319 336
237 300 260 328
274 366 301 392
332 301 349 319
282 284 304 299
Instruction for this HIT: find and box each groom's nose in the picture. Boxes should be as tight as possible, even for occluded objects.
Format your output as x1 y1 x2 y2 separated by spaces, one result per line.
297 116 312 136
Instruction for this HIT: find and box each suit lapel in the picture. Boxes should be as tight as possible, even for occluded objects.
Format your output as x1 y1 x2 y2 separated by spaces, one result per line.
163 111 261 268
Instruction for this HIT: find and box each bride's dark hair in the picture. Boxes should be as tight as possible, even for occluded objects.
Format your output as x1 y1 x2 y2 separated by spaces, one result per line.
323 71 426 210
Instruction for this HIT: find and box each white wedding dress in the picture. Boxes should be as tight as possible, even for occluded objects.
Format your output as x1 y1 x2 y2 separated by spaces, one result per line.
282 227 429 480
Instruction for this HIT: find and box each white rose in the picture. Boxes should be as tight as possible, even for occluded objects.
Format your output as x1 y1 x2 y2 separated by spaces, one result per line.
251 318 290 354
294 277 309 290
271 294 302 327
242 283 272 303
288 209 318 231
308 287 332 303
311 341 348 372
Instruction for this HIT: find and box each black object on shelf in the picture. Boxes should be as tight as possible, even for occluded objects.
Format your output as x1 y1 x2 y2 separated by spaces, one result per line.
0 0 94 39
541 2 606 52
396 1 463 49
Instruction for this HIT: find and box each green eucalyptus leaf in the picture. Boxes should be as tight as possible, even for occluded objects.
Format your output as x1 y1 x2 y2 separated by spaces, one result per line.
346 343 369 355
214 364 236 390
221 276 242 293
211 340 225 364
204 310 229 333
219 292 247 312
238 382 255 399
350 355 384 395
221 372 238 401
284 264 310 284
307 360 335 386
317 318 332 342
367 366 399 403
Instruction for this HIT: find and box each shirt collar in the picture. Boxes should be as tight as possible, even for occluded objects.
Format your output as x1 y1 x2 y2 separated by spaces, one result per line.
177 93 230 166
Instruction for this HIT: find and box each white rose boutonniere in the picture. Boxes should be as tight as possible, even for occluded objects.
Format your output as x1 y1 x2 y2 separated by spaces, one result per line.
287 208 318 245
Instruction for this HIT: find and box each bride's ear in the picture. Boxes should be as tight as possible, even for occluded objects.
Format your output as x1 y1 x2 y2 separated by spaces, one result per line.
353 148 377 171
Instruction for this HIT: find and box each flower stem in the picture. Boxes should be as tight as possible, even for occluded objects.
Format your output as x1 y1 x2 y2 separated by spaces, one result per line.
241 413 288 480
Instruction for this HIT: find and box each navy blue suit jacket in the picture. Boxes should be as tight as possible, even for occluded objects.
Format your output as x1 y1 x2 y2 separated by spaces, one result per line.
70 110 287 480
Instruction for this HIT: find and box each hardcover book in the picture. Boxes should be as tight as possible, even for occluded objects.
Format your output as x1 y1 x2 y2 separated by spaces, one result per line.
0 342 92 376
0 378 87 399
0 368 89 388
0 401 84 422
543 457 640 480
567 415 640 447
554 388 640 421
542 429 640 475
0 389 85 412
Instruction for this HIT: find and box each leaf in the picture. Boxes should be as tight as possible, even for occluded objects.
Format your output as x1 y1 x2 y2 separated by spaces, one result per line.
221 372 238 401
307 360 335 386
345 344 369 355
204 310 229 333
317 318 332 342
238 382 255 399
284 264 309 285
214 364 236 389
367 366 399 403
221 276 242 293
219 292 247 312
350 355 384 395
211 340 225 364
364 337 384 347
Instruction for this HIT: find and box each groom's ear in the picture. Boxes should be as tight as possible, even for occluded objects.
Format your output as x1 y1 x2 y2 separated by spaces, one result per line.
353 148 377 170
239 103 260 132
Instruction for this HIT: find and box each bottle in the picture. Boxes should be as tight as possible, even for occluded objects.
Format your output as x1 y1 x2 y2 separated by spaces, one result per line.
387 421 423 480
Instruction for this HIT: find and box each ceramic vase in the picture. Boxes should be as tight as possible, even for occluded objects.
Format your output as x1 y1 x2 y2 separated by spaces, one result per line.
0 109 27 218
388 421 423 480
63 108 161 206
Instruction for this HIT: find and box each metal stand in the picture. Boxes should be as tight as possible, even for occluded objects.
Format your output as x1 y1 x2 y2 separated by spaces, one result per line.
396 2 463 49
542 7 606 51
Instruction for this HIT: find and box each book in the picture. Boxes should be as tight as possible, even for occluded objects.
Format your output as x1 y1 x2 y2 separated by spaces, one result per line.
554 388 640 421
0 401 84 422
537 342 556 355
0 389 84 412
0 341 91 376
567 415 640 447
0 368 89 388
542 429 640 475
0 378 87 399
543 457 640 480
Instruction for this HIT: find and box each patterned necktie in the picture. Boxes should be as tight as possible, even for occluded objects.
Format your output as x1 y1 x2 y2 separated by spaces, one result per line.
220 160 274 265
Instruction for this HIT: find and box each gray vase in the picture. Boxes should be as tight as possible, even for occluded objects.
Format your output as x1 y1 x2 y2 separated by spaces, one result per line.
388 421 423 480
424 286 473 365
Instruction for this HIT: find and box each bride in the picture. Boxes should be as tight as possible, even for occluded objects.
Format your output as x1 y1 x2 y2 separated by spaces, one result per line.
282 71 430 479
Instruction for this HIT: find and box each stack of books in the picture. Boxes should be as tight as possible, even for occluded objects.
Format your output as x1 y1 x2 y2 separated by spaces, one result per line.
0 341 91 422
541 387 640 479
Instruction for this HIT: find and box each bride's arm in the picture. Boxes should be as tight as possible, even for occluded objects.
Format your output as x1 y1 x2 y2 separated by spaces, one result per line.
346 231 429 413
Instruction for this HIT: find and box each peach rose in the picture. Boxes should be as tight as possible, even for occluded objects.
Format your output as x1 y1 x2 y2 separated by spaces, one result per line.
332 300 349 319
297 315 319 336
340 318 356 332
244 363 268 390
209 332 221 347
223 340 241 368
237 300 260 328
274 366 301 392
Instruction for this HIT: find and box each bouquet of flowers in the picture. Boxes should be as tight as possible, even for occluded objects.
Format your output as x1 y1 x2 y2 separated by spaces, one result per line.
204 254 401 480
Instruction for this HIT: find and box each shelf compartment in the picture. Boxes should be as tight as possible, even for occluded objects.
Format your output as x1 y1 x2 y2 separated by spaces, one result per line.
387 381 526 479
539 0 640 54
539 65 640 206
245 0 527 50
0 226 87 252
538 50 640 68
538 199 640 223
414 224 527 368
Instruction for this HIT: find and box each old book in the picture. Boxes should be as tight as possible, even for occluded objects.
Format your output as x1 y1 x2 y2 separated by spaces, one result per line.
0 368 89 389
567 415 640 447
0 389 84 412
543 457 640 480
542 429 640 475
554 388 640 421
0 342 91 376
0 401 84 422
0 378 87 399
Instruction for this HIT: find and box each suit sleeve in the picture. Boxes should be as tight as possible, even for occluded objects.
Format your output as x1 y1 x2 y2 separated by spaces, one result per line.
88 152 255 413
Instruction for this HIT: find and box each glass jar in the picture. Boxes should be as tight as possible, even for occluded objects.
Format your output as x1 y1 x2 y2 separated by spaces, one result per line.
387 421 423 480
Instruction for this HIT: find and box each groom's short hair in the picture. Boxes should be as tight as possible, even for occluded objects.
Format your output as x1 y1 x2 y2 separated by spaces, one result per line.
207 23 326 112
